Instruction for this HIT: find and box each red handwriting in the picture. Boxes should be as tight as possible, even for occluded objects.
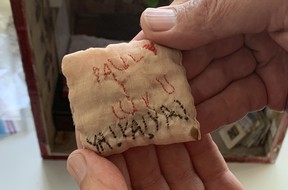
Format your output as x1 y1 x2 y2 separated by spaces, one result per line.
128 54 144 63
92 67 100 83
92 55 143 82
111 75 176 120
111 95 150 120
92 43 176 120
156 74 175 95
143 42 157 55
108 58 129 71
141 92 150 108
119 98 138 115
112 105 127 120
103 62 128 96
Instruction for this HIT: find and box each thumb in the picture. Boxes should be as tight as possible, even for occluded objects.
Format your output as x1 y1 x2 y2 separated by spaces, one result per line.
140 0 281 49
67 149 127 190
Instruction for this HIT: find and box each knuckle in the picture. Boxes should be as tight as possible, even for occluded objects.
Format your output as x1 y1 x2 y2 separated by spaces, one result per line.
195 0 236 35
175 0 236 35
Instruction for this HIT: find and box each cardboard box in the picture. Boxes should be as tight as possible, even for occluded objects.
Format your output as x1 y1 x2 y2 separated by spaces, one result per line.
212 111 288 163
9 0 159 158
11 0 288 161
11 0 75 158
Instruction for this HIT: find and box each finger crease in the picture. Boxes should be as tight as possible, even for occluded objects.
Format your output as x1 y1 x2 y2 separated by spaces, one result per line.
132 173 164 190
166 168 197 185
253 72 268 108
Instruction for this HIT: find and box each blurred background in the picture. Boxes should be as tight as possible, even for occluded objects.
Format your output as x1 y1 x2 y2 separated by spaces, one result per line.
0 0 288 189
0 0 78 189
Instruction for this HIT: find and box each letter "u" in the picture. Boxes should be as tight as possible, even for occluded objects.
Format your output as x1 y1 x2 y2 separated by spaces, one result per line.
156 74 175 95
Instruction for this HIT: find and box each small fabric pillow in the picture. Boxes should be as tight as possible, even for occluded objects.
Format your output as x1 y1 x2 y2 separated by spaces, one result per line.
62 40 200 156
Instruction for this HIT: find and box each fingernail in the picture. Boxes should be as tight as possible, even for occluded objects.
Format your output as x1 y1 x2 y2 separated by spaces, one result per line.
67 153 87 185
142 8 176 31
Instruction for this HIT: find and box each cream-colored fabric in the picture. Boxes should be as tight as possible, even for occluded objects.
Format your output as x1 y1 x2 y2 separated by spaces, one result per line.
62 40 200 156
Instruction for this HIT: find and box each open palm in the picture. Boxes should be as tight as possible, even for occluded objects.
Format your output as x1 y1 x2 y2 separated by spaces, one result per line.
70 134 242 190
68 0 288 187
68 31 287 189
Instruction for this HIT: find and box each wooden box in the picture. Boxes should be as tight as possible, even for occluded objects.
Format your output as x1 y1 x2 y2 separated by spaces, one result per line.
11 0 287 161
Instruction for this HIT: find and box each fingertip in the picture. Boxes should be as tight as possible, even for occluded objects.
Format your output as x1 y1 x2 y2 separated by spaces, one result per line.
67 150 87 186
140 7 184 49
132 31 146 41
140 8 176 32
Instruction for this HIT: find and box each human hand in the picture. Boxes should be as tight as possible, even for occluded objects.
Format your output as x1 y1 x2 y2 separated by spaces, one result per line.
67 0 288 189
65 34 259 189
67 134 243 190
137 0 288 122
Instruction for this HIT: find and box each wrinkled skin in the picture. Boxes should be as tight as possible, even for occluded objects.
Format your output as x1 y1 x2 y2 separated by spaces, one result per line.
67 0 288 189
